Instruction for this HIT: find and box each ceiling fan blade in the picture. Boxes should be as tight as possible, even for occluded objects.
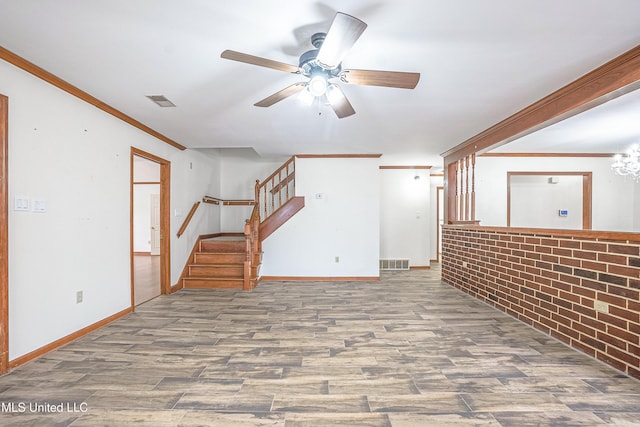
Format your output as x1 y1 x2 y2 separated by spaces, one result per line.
221 50 301 74
326 84 355 118
254 83 307 107
340 69 420 89
316 13 367 70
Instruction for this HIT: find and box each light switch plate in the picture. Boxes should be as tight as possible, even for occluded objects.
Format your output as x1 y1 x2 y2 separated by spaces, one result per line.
32 198 46 213
14 196 30 211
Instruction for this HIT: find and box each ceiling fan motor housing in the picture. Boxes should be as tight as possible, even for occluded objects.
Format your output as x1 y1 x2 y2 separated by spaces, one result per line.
299 33 341 78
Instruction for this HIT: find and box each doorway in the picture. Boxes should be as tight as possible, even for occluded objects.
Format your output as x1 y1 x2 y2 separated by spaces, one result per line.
0 95 8 374
130 148 170 308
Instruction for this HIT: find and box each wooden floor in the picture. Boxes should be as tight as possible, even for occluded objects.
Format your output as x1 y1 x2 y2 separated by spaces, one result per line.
134 254 161 306
1 267 639 426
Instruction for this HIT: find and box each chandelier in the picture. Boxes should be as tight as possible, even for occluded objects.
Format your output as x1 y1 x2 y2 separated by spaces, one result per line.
612 145 640 181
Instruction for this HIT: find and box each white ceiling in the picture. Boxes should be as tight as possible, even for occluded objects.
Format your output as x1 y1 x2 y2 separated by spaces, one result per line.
1 0 640 166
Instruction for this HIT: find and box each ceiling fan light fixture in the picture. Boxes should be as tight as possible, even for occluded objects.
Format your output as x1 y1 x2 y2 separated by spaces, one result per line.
308 74 328 97
298 87 315 106
325 83 340 104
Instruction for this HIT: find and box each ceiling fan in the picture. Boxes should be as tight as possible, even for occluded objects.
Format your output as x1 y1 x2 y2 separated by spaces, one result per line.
220 12 420 119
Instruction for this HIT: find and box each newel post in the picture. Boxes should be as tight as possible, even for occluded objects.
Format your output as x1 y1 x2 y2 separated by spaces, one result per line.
243 219 251 291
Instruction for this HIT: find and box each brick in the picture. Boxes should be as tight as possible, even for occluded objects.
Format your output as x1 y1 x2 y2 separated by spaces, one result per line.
580 261 608 273
559 240 581 249
573 322 596 337
581 279 607 292
559 257 581 267
598 312 627 329
607 285 639 301
607 324 639 345
607 346 639 368
598 252 628 265
558 290 580 304
597 331 627 350
573 341 597 357
553 297 573 310
541 254 559 264
553 281 572 292
608 244 640 256
608 264 640 279
535 245 553 254
598 273 627 287
630 258 640 268
553 264 572 274
582 242 607 252
574 269 597 280
536 261 553 271
574 250 597 260
581 336 606 351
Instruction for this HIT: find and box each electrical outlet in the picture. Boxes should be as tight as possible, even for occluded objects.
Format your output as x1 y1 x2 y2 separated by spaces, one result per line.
594 300 609 313
76 291 83 304
462 261 468 268
335 256 340 263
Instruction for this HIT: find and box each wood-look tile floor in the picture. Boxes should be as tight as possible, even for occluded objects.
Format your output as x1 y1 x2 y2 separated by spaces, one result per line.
2 266 640 426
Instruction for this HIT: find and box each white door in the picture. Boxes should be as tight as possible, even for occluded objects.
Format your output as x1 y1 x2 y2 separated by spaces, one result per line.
150 193 161 255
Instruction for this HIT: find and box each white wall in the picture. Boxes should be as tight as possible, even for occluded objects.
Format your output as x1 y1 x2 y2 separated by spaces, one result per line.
1 59 220 360
219 153 285 232
475 156 638 231
261 157 380 278
379 168 431 267
133 184 159 252
509 174 583 229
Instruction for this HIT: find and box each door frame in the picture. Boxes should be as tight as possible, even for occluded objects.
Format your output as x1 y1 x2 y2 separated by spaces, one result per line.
436 185 444 262
130 148 171 308
0 95 8 374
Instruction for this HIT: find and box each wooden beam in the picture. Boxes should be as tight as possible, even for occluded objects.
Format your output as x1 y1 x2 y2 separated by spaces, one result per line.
0 46 186 151
442 44 640 165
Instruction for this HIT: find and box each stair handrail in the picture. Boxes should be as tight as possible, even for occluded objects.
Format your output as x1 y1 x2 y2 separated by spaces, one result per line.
176 201 201 238
255 156 296 222
203 196 254 206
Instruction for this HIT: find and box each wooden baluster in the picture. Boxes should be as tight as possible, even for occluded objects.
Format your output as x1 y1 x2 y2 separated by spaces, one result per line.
292 159 296 198
471 153 476 221
269 177 276 215
465 155 470 221
254 180 261 221
458 159 464 221
263 184 267 219
278 169 282 210
285 162 290 201
454 160 459 221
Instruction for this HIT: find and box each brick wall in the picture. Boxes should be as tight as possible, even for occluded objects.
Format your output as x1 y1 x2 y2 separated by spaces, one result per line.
442 225 640 380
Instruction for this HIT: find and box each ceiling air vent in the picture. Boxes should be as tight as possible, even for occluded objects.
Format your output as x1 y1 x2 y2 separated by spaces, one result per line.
146 95 176 107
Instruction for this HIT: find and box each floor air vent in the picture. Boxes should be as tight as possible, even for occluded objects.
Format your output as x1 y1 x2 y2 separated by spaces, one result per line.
379 259 410 270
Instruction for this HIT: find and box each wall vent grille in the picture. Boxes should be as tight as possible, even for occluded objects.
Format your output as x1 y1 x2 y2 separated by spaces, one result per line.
379 259 410 270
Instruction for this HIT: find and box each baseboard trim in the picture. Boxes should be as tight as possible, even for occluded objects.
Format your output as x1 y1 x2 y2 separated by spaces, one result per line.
410 266 431 270
8 307 132 369
260 276 380 282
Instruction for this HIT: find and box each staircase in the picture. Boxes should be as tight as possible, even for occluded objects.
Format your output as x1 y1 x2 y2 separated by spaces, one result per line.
179 156 303 291
182 236 247 289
